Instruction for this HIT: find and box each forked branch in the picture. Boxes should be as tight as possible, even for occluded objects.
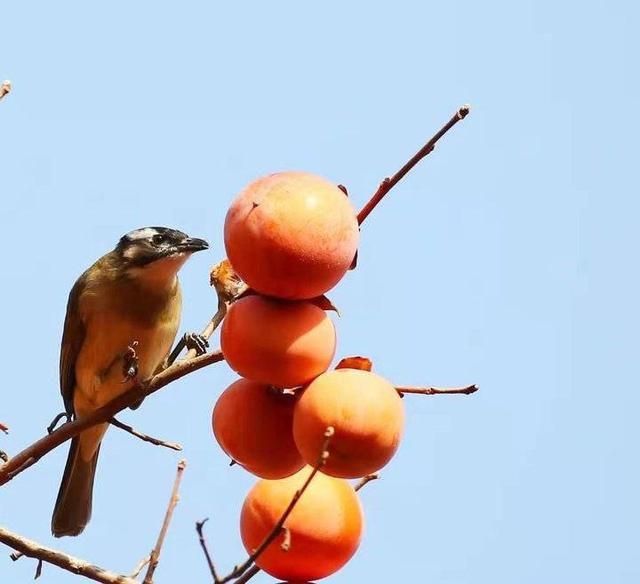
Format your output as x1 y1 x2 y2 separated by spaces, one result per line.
198 427 335 584
0 350 223 486
0 526 137 584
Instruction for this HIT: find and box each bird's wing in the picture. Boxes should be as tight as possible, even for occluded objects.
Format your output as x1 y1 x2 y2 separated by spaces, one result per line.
60 275 87 416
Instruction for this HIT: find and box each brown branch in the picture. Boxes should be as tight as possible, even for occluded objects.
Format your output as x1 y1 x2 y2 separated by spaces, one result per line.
397 384 478 396
0 525 138 584
354 473 379 492
142 459 187 584
357 105 470 225
0 421 8 434
0 350 224 486
0 80 11 101
216 427 335 584
109 418 182 451
129 555 150 579
233 565 261 584
195 519 221 583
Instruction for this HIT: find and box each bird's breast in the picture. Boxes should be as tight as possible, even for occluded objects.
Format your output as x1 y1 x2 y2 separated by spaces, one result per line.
73 286 181 414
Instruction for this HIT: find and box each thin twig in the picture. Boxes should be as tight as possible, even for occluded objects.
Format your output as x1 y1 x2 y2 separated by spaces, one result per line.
35 558 43 579
196 519 221 583
10 551 24 561
217 427 335 584
357 105 470 225
0 350 224 486
142 460 187 584
109 418 182 451
0 421 8 434
0 525 138 584
354 473 379 492
397 384 478 396
129 555 150 579
233 565 261 584
0 81 11 102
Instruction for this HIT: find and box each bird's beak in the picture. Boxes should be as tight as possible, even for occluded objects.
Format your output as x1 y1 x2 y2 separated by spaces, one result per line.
176 236 209 253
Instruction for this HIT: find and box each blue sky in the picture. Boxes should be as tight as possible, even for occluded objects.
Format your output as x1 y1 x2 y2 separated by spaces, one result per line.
1 1 638 583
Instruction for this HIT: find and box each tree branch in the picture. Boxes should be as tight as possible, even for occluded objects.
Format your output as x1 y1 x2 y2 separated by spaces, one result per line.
109 418 182 451
397 384 478 396
142 459 186 584
0 350 224 486
357 105 470 225
213 427 335 584
354 473 379 492
0 526 137 584
195 519 220 583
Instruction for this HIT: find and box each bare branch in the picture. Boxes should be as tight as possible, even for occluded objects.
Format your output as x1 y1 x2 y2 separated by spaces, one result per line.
142 460 187 584
0 422 8 434
109 418 182 451
129 555 150 579
0 349 224 486
195 519 220 583
354 473 379 492
216 427 335 583
0 80 11 102
0 525 138 584
397 384 478 396
233 565 261 584
357 105 470 225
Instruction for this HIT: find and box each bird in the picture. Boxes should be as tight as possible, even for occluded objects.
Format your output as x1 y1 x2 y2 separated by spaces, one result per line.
51 226 209 537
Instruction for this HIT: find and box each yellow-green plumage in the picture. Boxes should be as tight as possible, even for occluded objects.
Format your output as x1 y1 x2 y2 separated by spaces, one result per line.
52 227 207 537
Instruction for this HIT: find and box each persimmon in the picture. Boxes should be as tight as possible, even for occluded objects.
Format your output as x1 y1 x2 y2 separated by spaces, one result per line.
212 378 304 479
293 369 404 478
224 171 359 300
240 467 363 581
221 295 336 388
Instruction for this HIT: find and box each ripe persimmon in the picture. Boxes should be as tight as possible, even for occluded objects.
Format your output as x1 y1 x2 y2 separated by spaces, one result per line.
224 171 359 300
240 467 363 581
293 369 404 478
221 295 336 388
212 378 304 479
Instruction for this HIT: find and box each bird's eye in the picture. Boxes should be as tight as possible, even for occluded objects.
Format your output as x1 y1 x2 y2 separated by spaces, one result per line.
152 234 165 245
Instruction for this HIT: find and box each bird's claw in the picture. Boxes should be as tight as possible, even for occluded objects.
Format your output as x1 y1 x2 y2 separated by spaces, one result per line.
122 341 139 382
184 332 209 356
47 411 72 434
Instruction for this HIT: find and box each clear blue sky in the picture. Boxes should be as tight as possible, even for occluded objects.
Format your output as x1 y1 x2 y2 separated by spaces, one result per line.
1 1 638 583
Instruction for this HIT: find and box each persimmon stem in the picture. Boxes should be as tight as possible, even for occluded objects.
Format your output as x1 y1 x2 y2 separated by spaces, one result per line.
357 105 470 225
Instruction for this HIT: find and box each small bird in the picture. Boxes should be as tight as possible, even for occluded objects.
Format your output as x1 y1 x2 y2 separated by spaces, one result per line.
51 226 209 537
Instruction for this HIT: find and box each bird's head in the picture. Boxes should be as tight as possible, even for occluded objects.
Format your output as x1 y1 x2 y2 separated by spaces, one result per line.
116 226 209 288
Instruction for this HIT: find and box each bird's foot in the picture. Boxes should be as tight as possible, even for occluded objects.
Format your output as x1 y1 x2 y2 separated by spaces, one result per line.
122 340 139 382
184 332 209 356
47 411 72 434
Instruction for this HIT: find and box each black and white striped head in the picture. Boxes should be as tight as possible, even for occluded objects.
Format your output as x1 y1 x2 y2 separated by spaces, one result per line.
116 226 209 266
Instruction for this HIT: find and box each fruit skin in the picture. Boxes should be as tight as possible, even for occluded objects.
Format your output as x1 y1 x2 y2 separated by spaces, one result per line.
221 295 336 388
240 467 363 581
293 369 404 478
212 378 304 479
224 171 359 300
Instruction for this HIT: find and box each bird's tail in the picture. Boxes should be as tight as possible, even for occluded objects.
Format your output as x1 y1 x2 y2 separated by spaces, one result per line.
51 435 101 537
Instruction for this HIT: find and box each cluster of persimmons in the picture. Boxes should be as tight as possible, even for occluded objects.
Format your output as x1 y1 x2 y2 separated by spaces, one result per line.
213 171 405 582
